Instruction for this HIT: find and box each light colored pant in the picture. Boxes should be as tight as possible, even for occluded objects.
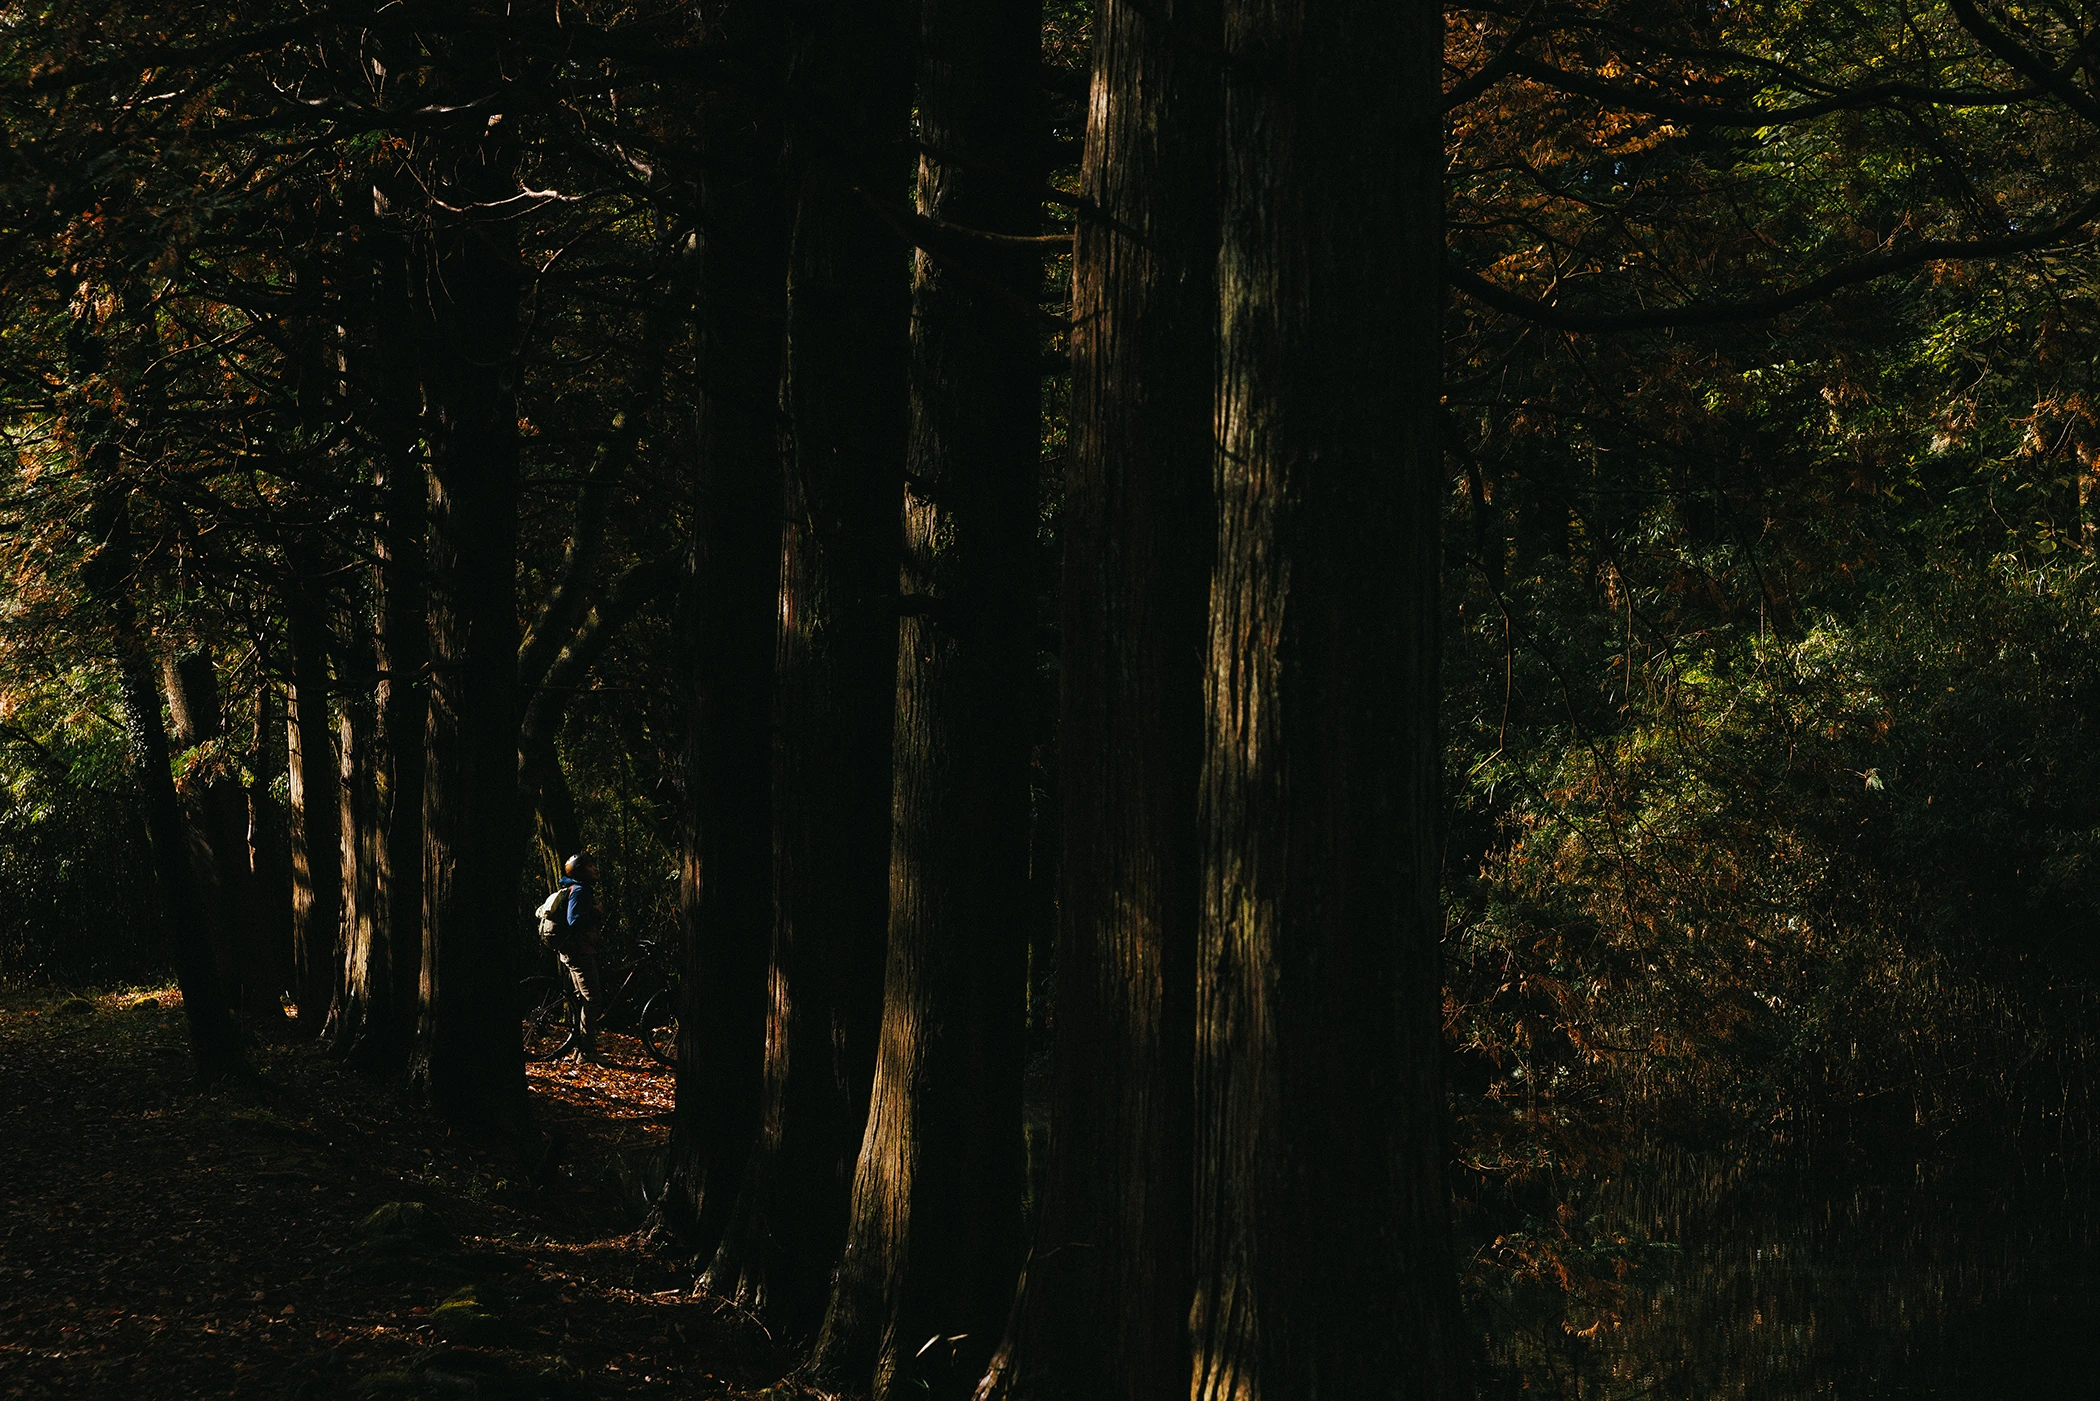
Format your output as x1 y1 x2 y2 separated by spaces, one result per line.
558 950 601 1040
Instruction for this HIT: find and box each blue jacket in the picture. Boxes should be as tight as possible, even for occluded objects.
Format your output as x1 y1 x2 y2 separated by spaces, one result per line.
558 876 601 949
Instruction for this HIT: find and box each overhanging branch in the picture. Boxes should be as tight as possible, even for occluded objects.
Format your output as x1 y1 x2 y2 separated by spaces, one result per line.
1451 192 2100 333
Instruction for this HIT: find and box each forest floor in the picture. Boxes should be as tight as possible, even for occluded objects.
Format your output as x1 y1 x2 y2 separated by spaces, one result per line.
0 986 790 1400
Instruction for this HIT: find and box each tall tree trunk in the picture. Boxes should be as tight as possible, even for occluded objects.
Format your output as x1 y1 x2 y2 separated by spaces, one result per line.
405 24 529 1125
695 0 912 1335
1189 1 1464 1395
412 83 530 1128
375 449 429 1072
82 488 247 1080
248 680 295 1014
330 630 399 1068
808 1 1039 1393
975 0 1219 1393
286 571 342 1036
659 0 790 1255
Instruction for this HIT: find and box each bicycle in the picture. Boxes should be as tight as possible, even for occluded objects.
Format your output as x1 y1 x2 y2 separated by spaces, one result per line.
520 935 680 1065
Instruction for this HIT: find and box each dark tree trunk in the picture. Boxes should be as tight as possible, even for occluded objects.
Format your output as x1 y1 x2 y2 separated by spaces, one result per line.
374 451 429 1071
411 56 529 1128
975 0 1219 1393
330 633 400 1069
82 490 246 1080
807 1 1039 1393
694 0 912 1335
248 681 295 1013
286 576 342 1036
166 650 284 1026
659 0 789 1252
1189 1 1464 1395
522 750 583 870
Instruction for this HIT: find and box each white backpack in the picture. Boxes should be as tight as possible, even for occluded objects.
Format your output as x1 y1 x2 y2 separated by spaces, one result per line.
535 887 576 951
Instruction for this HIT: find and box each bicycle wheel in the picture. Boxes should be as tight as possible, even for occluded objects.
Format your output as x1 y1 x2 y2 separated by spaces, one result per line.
640 988 679 1067
521 975 576 1061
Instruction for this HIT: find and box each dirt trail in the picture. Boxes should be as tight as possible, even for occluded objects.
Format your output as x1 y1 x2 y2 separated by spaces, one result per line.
0 989 783 1400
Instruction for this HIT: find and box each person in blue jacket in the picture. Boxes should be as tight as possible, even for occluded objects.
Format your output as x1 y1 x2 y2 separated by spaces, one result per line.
556 852 606 1055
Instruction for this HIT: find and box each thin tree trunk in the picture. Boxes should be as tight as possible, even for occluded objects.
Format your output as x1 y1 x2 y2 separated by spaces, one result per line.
248 680 294 1015
330 632 398 1069
1189 1 1464 1395
82 488 247 1080
808 1 1039 1392
660 0 790 1255
286 562 342 1035
695 0 912 1336
975 0 1219 1392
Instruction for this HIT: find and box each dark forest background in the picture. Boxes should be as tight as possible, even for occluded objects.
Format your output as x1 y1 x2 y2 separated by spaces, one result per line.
3 0 2098 1396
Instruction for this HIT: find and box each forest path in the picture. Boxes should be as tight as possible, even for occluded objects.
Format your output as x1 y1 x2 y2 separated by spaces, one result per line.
0 988 782 1400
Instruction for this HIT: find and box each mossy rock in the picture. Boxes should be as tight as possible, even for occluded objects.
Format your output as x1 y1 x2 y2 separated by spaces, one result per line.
56 996 96 1016
430 1285 509 1346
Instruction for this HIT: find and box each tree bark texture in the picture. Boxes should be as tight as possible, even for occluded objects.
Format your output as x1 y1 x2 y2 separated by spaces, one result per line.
82 489 246 1080
248 681 294 1013
696 0 912 1336
411 64 529 1128
330 632 403 1070
809 0 1039 1392
976 0 1219 1394
286 576 342 1035
1189 2 1464 1396
660 0 789 1255
374 452 430 1074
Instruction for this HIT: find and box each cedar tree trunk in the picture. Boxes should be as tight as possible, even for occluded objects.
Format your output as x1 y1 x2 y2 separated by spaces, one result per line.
696 0 912 1334
808 0 1039 1392
660 0 790 1252
1189 1 1464 1396
286 575 343 1036
975 0 1218 1393
374 450 429 1070
412 69 529 1129
248 681 294 1010
330 635 400 1068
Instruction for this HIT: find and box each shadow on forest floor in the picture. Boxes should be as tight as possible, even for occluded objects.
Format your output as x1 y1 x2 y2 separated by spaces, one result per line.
0 987 788 1400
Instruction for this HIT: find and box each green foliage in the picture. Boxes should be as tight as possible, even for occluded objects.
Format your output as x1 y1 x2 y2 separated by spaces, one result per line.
0 676 161 986
1444 5 2100 1350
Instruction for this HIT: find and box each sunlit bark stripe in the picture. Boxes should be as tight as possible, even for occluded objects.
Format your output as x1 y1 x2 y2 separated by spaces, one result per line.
809 0 1042 1390
975 0 1218 1393
1193 0 1464 1396
698 0 912 1337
